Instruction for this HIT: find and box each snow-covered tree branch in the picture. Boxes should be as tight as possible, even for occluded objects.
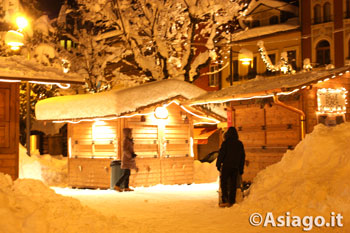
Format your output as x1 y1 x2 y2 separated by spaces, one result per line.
66 0 247 87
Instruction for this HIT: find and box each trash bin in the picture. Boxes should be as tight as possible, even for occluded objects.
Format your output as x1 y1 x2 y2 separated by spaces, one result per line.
110 160 123 190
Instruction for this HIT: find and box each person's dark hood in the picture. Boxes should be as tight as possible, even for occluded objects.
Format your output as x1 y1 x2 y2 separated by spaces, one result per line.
224 127 239 141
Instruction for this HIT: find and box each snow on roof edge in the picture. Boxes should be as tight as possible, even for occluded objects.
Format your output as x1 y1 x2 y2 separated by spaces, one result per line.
246 0 298 16
189 67 350 105
35 79 226 121
0 56 85 83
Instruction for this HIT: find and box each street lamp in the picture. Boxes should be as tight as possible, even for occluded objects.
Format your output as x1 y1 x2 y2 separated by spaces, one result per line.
4 16 29 51
16 16 29 31
155 106 169 119
4 30 24 50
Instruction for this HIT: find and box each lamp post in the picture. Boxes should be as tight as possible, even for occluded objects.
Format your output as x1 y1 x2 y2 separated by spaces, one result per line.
5 16 31 155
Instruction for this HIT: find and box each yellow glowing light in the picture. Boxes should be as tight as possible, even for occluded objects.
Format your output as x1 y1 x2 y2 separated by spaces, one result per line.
57 83 71 89
68 137 72 157
189 137 194 157
190 89 301 106
154 106 169 119
238 48 253 65
29 81 71 89
5 30 24 49
10 46 20 51
317 88 347 114
0 79 21 83
240 59 251 65
281 66 288 74
16 16 28 30
92 120 116 143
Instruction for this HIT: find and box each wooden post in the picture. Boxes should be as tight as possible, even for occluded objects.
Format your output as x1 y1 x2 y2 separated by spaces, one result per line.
26 82 31 156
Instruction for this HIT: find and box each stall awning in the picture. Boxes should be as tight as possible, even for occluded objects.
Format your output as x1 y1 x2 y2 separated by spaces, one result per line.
193 128 218 144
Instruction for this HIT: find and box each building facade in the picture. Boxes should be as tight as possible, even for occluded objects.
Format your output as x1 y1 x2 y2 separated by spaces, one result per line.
192 0 350 181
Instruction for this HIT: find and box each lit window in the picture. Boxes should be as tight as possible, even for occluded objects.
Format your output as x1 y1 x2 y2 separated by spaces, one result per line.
67 40 72 51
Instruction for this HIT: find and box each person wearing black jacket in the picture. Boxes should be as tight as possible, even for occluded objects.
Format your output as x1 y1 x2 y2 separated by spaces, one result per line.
216 127 246 207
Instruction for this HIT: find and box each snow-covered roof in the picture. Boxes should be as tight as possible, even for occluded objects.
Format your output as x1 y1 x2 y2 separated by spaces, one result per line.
189 67 350 105
35 79 225 121
232 18 299 42
246 0 299 15
0 56 84 84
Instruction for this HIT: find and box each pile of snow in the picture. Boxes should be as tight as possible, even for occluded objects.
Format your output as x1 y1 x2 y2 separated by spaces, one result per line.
19 145 68 187
240 123 350 223
193 160 218 184
0 174 119 233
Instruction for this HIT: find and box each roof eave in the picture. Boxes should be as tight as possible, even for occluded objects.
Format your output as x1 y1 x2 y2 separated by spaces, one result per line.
188 67 350 106
0 75 85 84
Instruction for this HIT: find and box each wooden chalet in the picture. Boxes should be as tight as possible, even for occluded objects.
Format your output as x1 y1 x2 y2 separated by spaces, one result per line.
0 56 84 180
189 67 350 182
35 79 225 189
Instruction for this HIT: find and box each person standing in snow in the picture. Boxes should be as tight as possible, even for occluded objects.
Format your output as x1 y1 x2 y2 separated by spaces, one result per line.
216 127 246 207
114 128 137 192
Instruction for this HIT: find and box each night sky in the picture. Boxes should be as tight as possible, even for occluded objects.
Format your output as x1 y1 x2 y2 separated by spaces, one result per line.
37 0 64 18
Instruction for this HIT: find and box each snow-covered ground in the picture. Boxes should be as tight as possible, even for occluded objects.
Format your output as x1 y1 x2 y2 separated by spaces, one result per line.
2 122 350 232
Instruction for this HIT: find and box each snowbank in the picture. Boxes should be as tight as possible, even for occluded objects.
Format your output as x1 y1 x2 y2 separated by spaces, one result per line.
19 145 68 187
0 174 118 233
193 160 218 184
240 123 350 224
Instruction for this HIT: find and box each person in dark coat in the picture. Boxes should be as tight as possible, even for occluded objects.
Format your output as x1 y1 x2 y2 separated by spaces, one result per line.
216 126 245 207
114 128 137 192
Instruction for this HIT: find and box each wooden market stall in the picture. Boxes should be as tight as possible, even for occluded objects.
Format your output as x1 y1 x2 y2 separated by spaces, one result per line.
35 79 225 189
0 56 84 180
189 67 350 182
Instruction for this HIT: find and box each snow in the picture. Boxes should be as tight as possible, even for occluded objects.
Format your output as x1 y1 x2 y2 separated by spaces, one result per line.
35 79 209 120
33 15 55 36
246 0 299 16
231 18 299 42
241 123 350 217
0 56 84 83
0 0 21 23
1 122 350 232
19 144 67 187
190 66 350 105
